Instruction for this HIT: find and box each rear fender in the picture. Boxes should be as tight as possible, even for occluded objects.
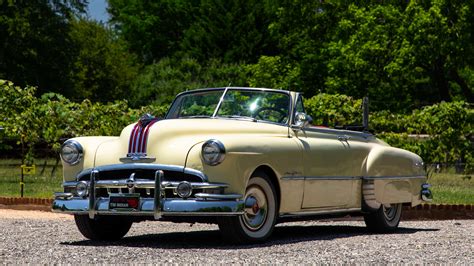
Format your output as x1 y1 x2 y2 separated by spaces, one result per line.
363 146 426 209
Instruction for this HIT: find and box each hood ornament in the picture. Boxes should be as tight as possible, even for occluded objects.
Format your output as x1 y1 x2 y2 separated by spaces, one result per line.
138 113 156 127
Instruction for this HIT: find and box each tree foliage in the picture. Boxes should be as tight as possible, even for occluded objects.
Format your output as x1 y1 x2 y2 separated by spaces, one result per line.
0 0 87 96
0 0 139 101
68 19 140 101
0 80 167 162
267 1 474 110
108 0 278 63
131 57 249 106
2 1 472 107
108 0 195 63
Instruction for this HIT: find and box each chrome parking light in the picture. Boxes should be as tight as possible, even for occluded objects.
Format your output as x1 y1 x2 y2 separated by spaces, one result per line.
176 181 193 198
75 181 88 197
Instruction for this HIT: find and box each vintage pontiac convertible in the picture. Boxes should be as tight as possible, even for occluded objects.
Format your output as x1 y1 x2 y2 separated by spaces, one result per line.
53 87 432 243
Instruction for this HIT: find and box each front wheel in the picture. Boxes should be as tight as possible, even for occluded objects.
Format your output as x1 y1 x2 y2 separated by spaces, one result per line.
74 215 133 241
364 203 402 233
218 173 278 244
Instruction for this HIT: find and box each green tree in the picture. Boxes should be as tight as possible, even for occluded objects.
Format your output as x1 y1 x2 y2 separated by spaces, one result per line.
393 1 474 103
108 0 278 64
268 1 474 110
0 0 86 96
0 80 41 163
68 18 140 101
131 57 249 106
179 0 278 63
246 56 299 89
108 0 195 63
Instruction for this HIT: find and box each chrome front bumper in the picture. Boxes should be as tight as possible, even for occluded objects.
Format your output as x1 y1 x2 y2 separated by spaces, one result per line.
52 169 244 218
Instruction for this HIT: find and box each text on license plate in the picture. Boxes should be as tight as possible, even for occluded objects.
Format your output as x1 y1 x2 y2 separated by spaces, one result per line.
109 194 140 209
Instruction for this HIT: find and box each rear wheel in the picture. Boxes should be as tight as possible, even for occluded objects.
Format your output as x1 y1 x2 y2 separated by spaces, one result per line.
364 203 402 233
74 215 133 241
218 172 277 244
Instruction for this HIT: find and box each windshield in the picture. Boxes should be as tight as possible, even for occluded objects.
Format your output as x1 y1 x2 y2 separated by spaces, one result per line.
166 89 290 124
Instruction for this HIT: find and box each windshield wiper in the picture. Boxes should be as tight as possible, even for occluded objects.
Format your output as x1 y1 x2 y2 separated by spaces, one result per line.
219 115 257 122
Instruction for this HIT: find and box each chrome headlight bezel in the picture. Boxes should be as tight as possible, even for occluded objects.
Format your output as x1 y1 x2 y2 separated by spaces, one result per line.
60 140 83 166
201 139 226 166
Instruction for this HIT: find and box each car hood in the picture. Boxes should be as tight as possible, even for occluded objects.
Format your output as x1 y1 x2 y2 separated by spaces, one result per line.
94 118 288 167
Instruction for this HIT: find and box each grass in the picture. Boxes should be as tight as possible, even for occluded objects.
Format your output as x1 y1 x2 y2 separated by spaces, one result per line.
0 159 63 198
428 172 474 205
0 159 472 204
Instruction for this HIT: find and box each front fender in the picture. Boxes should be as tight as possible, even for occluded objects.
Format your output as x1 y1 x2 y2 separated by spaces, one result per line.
62 136 118 182
184 135 304 203
184 140 253 195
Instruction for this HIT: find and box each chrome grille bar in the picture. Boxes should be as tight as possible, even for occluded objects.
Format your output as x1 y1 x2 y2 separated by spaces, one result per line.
91 180 228 190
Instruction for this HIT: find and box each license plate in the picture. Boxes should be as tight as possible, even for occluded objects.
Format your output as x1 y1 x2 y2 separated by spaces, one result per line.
109 193 140 210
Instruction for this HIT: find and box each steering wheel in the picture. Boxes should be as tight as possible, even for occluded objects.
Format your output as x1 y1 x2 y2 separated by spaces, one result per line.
253 107 288 123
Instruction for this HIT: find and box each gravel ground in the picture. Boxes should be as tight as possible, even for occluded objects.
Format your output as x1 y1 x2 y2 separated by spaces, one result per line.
0 209 472 264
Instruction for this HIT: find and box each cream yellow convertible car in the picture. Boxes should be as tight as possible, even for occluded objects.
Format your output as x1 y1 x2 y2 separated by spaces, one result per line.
53 87 432 243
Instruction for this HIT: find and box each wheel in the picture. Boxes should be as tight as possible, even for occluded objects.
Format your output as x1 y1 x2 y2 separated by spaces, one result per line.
364 203 402 233
74 215 133 241
218 172 278 244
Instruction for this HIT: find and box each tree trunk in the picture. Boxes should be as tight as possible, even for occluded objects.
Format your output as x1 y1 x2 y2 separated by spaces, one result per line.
450 69 474 103
433 59 451 102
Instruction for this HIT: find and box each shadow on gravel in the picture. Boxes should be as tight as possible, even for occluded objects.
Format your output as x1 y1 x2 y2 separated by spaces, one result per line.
61 224 439 249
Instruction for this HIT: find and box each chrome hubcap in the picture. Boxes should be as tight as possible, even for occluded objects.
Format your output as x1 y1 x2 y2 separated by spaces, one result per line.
383 204 398 221
242 186 267 231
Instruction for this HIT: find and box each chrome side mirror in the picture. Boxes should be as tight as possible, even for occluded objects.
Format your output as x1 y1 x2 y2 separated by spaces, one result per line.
293 112 313 129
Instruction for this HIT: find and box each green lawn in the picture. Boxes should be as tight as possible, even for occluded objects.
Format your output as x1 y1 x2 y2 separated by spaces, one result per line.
0 159 473 204
0 159 62 198
429 172 474 205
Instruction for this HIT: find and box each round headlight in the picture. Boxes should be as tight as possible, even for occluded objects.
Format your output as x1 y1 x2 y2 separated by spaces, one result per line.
60 140 83 165
201 139 225 166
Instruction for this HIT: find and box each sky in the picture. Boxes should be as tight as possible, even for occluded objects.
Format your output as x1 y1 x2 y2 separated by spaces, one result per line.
87 0 110 23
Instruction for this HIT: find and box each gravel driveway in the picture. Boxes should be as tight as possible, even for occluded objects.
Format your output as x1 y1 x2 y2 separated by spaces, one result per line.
0 209 472 264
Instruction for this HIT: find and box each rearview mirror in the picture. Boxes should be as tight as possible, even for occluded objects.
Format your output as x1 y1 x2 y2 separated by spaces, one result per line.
293 112 313 129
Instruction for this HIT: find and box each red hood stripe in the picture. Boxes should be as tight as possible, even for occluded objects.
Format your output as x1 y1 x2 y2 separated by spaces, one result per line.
136 125 146 153
128 124 140 153
128 120 160 155
128 123 140 154
140 120 158 152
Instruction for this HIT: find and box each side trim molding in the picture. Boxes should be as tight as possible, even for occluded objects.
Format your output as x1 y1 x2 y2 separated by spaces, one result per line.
281 175 426 181
280 207 361 218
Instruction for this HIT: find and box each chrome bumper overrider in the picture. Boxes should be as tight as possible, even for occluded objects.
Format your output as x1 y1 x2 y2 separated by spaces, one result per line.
421 183 433 202
52 169 244 218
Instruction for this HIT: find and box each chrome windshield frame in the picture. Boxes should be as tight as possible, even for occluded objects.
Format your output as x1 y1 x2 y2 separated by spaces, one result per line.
166 87 294 127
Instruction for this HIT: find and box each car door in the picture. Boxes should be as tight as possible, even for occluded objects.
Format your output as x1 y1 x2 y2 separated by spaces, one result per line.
294 128 356 208
290 95 358 209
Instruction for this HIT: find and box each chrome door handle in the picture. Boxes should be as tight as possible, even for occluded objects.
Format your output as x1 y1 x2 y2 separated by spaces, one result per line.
338 135 350 141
